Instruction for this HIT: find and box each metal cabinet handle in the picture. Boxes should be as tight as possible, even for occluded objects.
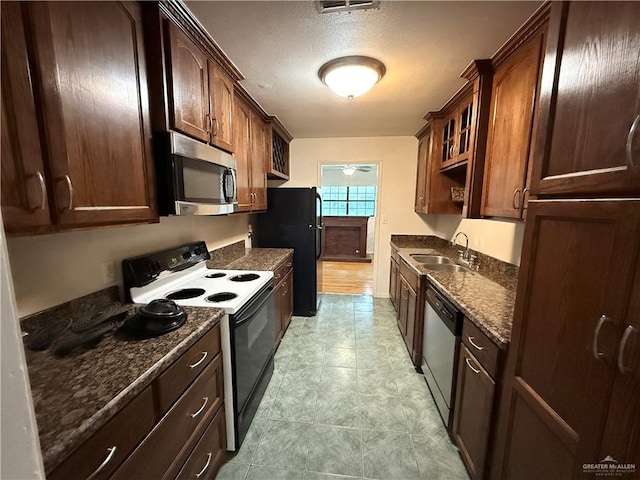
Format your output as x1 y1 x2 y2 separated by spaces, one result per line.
275 273 281 279
205 114 212 133
627 114 640 167
467 336 484 351
63 175 74 210
189 351 208 369
512 189 521 210
617 324 638 374
282 281 287 296
31 171 47 211
465 357 480 374
521 187 529 210
592 314 612 360
86 446 117 480
212 117 219 137
286 262 292 268
449 144 456 158
195 452 212 478
190 397 209 418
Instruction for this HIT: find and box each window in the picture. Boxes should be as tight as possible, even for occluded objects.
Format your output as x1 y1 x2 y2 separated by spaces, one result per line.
321 185 376 216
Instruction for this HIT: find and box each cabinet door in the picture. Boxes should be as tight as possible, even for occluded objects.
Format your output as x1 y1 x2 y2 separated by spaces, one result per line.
250 113 268 211
282 269 294 332
481 33 544 219
1 3 51 233
493 200 640 478
398 278 409 337
166 21 210 143
405 281 418 362
598 253 640 467
208 62 234 153
531 2 640 197
29 2 157 227
390 258 399 310
453 345 495 480
414 133 429 213
232 95 252 212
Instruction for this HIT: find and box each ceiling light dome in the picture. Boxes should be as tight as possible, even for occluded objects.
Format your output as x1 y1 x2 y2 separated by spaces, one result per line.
318 56 386 100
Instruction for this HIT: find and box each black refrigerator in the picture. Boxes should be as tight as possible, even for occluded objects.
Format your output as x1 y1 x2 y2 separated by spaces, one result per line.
253 187 323 316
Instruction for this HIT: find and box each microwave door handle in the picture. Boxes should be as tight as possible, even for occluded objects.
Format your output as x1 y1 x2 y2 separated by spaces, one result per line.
231 168 237 202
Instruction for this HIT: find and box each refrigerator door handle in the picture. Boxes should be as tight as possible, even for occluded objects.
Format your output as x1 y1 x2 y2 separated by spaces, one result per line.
316 192 323 260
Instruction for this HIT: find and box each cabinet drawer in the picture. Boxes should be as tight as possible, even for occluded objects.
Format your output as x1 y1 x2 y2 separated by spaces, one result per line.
462 318 500 378
274 254 293 284
156 323 221 414
112 355 224 480
399 259 420 292
176 406 227 480
49 386 154 480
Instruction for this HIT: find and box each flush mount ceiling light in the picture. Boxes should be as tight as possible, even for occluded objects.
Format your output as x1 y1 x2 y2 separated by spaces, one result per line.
342 165 357 176
318 56 386 100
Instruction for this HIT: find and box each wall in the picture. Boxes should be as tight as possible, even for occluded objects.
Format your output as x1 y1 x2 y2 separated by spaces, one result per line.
7 215 250 318
1 218 45 479
287 137 438 297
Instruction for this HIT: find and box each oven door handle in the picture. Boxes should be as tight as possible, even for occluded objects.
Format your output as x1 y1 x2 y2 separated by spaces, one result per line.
234 286 274 326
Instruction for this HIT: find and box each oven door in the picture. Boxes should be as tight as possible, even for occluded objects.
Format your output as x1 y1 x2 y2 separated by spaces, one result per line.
230 282 276 414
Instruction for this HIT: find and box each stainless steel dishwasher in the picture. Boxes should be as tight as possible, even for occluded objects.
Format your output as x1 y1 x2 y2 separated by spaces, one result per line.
421 285 463 432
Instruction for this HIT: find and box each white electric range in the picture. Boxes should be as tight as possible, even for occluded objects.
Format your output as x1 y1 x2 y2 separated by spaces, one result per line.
123 242 276 452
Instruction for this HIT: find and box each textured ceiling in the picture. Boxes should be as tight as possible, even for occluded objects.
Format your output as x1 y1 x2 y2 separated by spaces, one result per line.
186 1 542 138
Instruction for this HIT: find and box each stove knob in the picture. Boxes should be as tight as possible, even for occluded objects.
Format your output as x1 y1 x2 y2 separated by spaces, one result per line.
182 251 192 260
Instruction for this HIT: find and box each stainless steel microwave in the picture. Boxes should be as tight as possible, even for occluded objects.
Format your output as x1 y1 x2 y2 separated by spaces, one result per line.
155 131 237 215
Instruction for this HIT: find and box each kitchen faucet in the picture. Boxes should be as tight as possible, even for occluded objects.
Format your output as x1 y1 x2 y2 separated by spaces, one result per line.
452 231 477 268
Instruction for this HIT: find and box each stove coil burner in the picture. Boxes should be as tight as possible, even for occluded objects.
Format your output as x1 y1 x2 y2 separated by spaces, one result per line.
166 288 206 300
229 273 260 282
205 272 226 279
206 292 238 303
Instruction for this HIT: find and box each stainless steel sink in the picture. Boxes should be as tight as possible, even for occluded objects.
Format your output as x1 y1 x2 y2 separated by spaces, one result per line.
424 263 473 273
410 255 455 265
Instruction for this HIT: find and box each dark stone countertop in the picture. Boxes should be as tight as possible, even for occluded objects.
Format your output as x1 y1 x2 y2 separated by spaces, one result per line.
20 288 224 473
207 241 293 272
391 235 518 348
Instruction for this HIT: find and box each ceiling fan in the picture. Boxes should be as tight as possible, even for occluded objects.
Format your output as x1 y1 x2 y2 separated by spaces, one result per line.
341 165 372 176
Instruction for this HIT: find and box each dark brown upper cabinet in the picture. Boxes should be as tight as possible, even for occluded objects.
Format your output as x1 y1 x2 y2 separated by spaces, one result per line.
165 21 234 153
481 27 546 220
1 2 51 234
1 2 158 234
530 1 640 197
440 93 474 171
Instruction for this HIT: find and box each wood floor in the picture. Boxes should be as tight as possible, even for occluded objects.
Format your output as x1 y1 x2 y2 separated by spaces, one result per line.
320 260 373 295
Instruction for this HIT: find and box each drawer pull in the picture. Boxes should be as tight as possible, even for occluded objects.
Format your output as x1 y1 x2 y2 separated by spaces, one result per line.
465 357 480 374
275 273 281 279
86 446 116 480
189 351 208 369
190 397 209 418
195 452 213 478
467 336 484 351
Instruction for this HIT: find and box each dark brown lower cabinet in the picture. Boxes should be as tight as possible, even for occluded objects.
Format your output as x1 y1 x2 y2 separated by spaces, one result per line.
454 345 496 480
396 259 423 366
492 199 640 479
50 325 227 480
390 254 399 310
274 254 294 347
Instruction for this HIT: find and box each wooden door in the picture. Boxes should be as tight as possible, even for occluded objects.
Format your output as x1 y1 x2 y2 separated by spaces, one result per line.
453 345 495 480
232 95 252 212
531 2 640 197
414 133 429 213
481 33 544 219
598 252 640 467
493 200 640 479
250 112 268 211
28 2 157 227
166 21 210 143
208 61 234 153
1 3 51 233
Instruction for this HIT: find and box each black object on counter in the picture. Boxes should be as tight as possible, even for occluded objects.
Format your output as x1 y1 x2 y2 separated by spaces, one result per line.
253 187 323 316
121 299 187 338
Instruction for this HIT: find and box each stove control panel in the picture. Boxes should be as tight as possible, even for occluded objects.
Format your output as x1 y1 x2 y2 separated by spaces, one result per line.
122 241 211 288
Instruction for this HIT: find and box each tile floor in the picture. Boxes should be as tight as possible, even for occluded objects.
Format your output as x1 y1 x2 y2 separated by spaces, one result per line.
216 294 469 480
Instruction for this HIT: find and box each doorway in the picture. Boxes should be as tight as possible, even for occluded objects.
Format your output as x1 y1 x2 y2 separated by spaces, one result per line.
318 164 378 295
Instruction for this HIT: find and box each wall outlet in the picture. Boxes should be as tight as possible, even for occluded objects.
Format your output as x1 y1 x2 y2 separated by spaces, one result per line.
381 215 388 224
102 261 117 285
